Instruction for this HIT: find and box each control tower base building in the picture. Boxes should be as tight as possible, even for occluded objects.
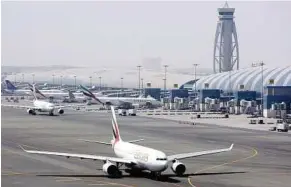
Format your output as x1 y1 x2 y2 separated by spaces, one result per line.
213 2 239 73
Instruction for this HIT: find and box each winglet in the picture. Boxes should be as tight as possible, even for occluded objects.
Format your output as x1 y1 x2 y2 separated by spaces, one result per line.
18 145 27 152
229 143 234 150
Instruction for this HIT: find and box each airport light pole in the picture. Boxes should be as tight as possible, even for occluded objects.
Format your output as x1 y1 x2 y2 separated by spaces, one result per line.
52 74 55 85
99 76 102 91
137 65 142 93
120 77 123 91
74 75 77 90
22 74 24 83
163 65 168 96
14 73 17 84
252 61 265 116
60 75 63 88
89 76 92 88
32 74 35 84
141 78 144 95
193 63 199 93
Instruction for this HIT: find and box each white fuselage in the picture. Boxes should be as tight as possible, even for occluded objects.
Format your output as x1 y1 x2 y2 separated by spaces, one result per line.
39 90 69 99
113 141 168 172
89 97 162 107
33 100 55 112
4 89 31 96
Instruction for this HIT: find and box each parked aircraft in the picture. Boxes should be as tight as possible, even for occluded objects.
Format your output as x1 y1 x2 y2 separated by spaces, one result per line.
3 80 31 95
80 85 162 108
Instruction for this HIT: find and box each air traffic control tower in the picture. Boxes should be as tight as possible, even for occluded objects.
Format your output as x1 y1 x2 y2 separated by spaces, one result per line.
213 2 239 73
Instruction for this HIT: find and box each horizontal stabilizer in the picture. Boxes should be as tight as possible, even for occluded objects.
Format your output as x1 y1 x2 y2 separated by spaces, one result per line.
128 139 144 143
78 139 111 145
78 138 144 145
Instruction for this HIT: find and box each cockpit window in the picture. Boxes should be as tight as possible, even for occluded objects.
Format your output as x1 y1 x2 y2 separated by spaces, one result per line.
156 158 167 161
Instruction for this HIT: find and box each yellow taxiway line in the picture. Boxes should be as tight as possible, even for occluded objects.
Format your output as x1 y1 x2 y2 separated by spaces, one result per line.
188 145 258 187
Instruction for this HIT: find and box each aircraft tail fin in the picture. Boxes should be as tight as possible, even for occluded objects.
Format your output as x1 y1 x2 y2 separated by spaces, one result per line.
111 106 122 145
79 85 103 104
5 80 17 90
32 84 38 100
28 83 46 99
68 90 75 99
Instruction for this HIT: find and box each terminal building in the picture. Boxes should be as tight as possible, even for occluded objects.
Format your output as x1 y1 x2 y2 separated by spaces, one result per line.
194 66 291 93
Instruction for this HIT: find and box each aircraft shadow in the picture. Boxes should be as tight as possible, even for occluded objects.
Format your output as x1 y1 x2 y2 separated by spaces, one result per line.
37 171 246 183
36 114 60 117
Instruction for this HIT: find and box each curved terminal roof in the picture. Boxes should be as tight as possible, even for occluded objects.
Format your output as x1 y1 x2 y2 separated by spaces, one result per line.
194 66 291 92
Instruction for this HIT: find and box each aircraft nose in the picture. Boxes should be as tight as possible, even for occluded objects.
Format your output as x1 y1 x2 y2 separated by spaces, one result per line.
159 161 168 171
48 104 55 109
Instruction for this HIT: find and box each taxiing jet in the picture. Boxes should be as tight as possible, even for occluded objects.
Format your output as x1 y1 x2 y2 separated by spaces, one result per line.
21 106 234 180
15 85 65 116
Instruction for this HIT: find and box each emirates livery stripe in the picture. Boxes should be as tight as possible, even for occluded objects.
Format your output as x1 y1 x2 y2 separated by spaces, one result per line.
79 85 103 104
112 119 120 143
28 83 47 98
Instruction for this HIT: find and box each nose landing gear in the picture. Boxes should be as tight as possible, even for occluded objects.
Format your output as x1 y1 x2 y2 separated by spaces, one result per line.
150 171 162 181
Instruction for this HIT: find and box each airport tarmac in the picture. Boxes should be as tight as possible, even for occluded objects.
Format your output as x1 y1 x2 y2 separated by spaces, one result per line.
2 106 291 187
139 113 290 133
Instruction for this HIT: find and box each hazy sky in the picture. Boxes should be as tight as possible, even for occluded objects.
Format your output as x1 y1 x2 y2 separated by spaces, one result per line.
2 1 291 70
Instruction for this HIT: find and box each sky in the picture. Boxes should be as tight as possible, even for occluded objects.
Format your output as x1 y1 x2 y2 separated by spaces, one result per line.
2 1 291 70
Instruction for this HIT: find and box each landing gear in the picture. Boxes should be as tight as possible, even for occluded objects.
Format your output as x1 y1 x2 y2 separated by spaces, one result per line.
114 163 123 178
125 168 143 177
150 171 162 181
49 112 54 116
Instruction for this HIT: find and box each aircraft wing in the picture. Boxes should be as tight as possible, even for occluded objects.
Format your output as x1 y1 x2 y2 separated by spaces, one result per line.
54 104 84 109
167 144 234 161
1 104 41 110
20 146 135 164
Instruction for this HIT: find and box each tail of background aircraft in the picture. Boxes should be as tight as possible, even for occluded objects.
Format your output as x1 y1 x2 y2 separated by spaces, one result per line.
111 106 122 145
32 84 38 100
5 80 17 90
79 85 103 104
68 90 75 100
28 83 46 99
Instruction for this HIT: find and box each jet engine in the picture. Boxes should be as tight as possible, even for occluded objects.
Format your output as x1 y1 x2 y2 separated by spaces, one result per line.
102 161 119 176
27 109 35 115
58 109 64 114
105 101 112 106
171 160 186 176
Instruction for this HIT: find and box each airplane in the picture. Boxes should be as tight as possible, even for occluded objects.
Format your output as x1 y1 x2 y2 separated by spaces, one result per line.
21 105 234 180
62 90 88 103
80 85 162 108
28 86 103 102
14 85 66 116
3 80 31 95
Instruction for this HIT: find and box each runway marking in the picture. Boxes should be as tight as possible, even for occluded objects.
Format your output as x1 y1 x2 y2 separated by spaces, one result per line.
187 177 198 187
187 145 258 187
2 139 39 150
54 177 137 187
85 181 136 187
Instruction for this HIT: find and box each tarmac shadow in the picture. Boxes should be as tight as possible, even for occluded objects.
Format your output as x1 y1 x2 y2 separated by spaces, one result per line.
37 171 246 183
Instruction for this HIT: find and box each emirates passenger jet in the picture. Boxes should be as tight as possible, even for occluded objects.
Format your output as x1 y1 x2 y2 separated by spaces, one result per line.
21 106 233 180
